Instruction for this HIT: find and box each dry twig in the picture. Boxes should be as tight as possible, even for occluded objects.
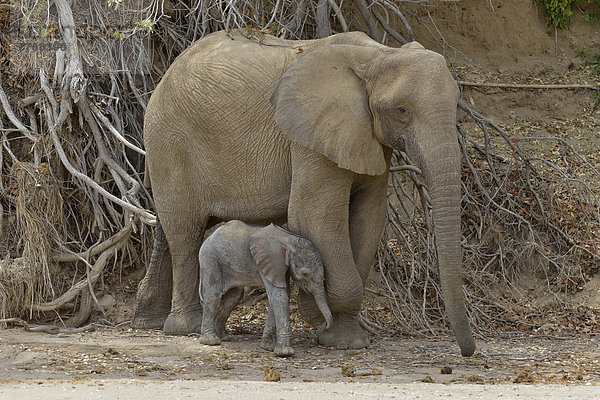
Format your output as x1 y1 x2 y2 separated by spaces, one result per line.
459 81 599 90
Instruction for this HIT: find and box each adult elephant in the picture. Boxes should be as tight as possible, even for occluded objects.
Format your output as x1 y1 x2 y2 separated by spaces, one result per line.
133 30 476 356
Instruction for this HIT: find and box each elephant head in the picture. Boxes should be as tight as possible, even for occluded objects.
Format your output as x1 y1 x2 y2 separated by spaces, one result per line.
271 41 475 356
249 224 333 329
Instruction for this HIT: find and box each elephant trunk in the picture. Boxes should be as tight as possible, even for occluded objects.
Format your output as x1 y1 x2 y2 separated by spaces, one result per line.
313 287 333 329
411 124 476 357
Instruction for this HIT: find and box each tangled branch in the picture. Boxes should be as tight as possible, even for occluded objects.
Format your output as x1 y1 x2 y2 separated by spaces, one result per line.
1 0 154 323
370 98 600 336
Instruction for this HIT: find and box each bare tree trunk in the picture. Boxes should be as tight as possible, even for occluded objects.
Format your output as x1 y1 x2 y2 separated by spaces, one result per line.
354 0 381 41
285 0 309 39
316 0 332 38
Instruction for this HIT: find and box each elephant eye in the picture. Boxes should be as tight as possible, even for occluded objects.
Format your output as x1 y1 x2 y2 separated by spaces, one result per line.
392 106 410 121
299 269 311 279
397 106 409 116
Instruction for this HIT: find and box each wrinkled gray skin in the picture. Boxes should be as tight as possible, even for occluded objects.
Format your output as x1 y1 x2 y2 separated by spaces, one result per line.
198 221 332 357
133 30 476 356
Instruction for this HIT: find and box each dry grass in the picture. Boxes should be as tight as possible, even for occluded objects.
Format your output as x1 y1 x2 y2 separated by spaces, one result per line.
1 162 65 319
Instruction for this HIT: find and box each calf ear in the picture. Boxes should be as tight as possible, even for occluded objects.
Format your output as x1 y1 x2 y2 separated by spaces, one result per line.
249 224 288 288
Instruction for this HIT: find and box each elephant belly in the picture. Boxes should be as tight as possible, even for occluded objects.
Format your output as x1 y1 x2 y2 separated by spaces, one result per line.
198 131 291 223
208 188 290 225
147 127 291 226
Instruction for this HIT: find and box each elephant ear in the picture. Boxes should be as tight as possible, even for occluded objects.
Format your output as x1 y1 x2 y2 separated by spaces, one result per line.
270 45 387 176
249 224 288 288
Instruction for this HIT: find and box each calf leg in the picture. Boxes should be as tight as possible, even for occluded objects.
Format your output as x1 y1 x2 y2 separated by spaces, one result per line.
263 281 293 357
198 255 222 345
214 287 244 339
260 306 277 351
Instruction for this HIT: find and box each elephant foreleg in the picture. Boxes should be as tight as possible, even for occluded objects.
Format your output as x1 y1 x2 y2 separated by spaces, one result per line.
263 283 293 357
260 306 276 351
132 220 173 329
314 175 388 348
288 146 369 350
348 174 389 283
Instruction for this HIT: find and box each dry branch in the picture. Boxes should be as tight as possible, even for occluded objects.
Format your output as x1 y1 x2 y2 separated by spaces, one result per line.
381 0 414 42
327 0 348 32
0 83 38 141
48 115 155 223
372 6 407 45
32 224 132 313
316 0 332 38
0 318 97 334
354 0 381 41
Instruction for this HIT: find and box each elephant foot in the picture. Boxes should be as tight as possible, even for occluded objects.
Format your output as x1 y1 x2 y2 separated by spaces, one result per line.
215 323 230 339
318 313 370 350
260 338 275 351
219 333 232 342
274 346 294 357
163 310 202 335
131 314 168 330
199 334 221 346
132 287 171 330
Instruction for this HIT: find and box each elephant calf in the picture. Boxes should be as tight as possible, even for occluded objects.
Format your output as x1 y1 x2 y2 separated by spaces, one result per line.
198 220 332 357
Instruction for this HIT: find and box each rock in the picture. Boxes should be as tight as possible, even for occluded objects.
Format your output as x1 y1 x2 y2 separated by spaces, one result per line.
263 367 281 382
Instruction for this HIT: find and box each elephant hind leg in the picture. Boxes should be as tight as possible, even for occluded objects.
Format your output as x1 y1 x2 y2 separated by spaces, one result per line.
133 220 173 329
162 213 207 335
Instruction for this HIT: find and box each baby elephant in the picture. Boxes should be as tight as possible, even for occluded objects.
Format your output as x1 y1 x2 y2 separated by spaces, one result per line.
198 220 332 356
